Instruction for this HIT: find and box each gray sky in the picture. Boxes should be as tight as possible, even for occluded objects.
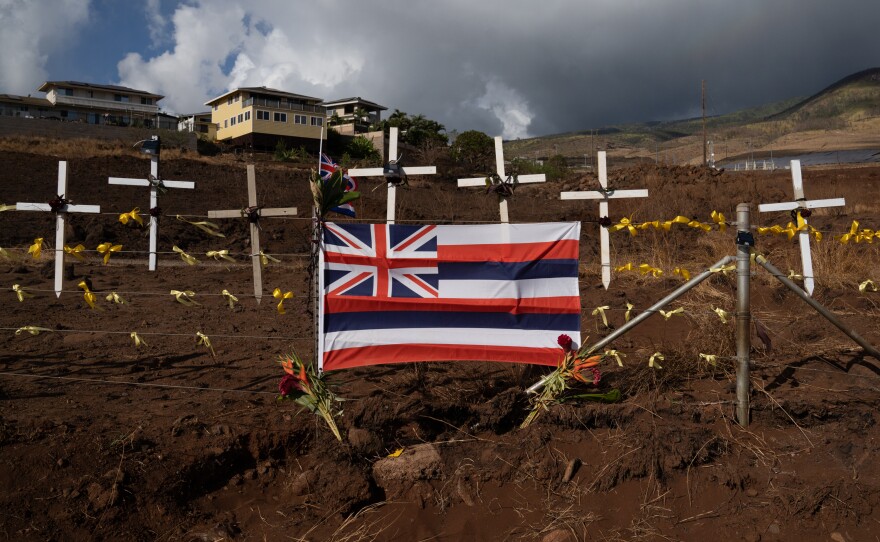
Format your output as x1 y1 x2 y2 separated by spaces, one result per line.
1 0 878 139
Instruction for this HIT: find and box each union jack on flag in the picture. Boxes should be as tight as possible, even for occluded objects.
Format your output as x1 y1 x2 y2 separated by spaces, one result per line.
320 153 357 217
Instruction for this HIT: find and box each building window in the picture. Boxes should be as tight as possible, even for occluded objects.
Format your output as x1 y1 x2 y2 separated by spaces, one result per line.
294 114 307 125
237 114 243 122
227 97 233 106
257 110 269 120
114 94 130 103
87 91 94 98
61 88 73 97
311 116 323 126
60 110 68 118
213 104 218 111
274 112 287 122
231 117 237 126
244 111 251 121
224 119 228 128
141 97 153 105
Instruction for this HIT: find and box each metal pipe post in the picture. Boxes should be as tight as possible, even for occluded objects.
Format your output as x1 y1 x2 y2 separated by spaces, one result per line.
735 203 752 427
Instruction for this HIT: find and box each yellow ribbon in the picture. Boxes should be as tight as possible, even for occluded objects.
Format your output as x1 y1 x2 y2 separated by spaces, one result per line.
591 306 610 328
222 289 239 309
27 238 45 259
625 302 634 322
77 280 101 310
96 242 122 264
259 250 280 266
173 245 199 265
15 325 52 336
839 221 877 244
859 279 877 293
608 217 638 236
196 331 216 358
0 247 10 261
787 269 804 281
64 244 86 261
711 210 727 232
170 290 200 305
659 307 684 320
605 349 625 367
699 353 718 366
176 215 225 238
130 331 147 348
712 306 729 324
673 267 691 280
639 263 663 277
648 352 664 369
615 262 634 272
119 208 144 227
273 288 294 314
105 292 126 304
757 212 821 242
387 448 404 458
0 203 16 212
207 250 236 263
710 263 735 275
12 284 33 302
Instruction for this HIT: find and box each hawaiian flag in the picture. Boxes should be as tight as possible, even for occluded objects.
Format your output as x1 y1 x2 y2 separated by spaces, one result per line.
320 153 357 217
318 222 582 371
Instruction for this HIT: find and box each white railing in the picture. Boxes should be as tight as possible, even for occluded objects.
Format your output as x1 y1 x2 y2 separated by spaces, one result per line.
53 95 159 114
243 98 325 115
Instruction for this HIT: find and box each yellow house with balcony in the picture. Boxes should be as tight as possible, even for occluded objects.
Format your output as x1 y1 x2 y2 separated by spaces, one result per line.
205 86 326 150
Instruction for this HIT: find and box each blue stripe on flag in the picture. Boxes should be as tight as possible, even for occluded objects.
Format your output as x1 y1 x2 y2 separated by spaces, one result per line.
324 310 580 332
439 260 578 281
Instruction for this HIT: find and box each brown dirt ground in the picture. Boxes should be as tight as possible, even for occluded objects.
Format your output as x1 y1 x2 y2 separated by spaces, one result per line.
1 151 880 541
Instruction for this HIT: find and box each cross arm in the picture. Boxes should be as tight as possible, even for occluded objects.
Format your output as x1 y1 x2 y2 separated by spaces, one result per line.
458 174 546 187
560 189 649 200
109 177 195 189
348 166 437 177
16 203 101 213
758 198 846 212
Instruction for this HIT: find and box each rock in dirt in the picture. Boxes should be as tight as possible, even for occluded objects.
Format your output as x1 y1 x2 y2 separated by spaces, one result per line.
348 427 382 456
289 469 318 496
830 533 846 542
373 443 442 487
542 529 576 542
562 458 581 483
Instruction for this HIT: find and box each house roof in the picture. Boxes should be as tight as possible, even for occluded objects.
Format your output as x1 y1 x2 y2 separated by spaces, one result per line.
321 97 387 111
38 81 164 99
205 86 323 106
179 111 213 118
0 94 52 107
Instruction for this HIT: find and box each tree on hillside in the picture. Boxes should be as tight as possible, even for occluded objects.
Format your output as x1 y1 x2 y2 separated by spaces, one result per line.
379 109 448 148
452 130 494 170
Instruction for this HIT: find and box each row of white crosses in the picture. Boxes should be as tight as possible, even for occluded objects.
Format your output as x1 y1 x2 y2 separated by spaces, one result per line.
16 161 101 297
208 165 297 304
758 159 845 296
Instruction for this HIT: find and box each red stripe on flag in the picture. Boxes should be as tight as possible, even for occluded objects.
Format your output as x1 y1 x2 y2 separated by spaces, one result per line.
326 295 580 314
439 239 579 262
323 343 561 370
395 225 436 252
330 272 372 296
324 252 437 269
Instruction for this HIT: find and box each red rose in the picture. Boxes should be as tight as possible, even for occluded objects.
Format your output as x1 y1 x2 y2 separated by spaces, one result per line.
278 374 301 397
557 334 573 352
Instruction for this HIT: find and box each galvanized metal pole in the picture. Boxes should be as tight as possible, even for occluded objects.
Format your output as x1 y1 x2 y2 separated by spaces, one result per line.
754 254 880 360
735 203 752 427
526 254 735 394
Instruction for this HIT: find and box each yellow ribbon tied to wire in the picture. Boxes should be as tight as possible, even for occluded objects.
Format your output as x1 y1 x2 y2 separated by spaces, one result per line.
605 349 625 367
130 331 147 348
173 245 199 265
639 263 663 277
711 210 727 232
659 307 684 320
859 279 877 293
839 221 877 244
170 289 200 306
0 203 16 212
648 352 664 369
710 263 735 275
259 250 280 267
207 250 236 263
273 288 294 314
608 217 638 236
119 208 144 227
176 215 225 238
222 289 239 309
673 267 691 280
15 325 52 336
787 269 804 281
96 242 122 264
699 353 718 366
196 331 216 358
615 262 634 273
77 280 101 310
758 212 821 242
27 238 45 259
625 302 634 322
712 306 729 324
592 305 610 328
64 244 86 261
106 292 126 304
12 284 33 302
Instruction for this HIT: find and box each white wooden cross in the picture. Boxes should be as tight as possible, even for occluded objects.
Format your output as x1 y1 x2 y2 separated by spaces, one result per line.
16 161 101 297
347 127 436 224
108 139 195 271
207 164 297 304
457 136 546 223
560 151 649 289
758 159 845 296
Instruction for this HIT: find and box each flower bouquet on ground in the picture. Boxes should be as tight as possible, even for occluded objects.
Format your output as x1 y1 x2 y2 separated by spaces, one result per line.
277 352 343 441
520 334 620 428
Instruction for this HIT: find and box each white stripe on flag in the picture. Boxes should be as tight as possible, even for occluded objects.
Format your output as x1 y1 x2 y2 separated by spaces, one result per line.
438 277 578 299
438 222 580 245
325 327 578 351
